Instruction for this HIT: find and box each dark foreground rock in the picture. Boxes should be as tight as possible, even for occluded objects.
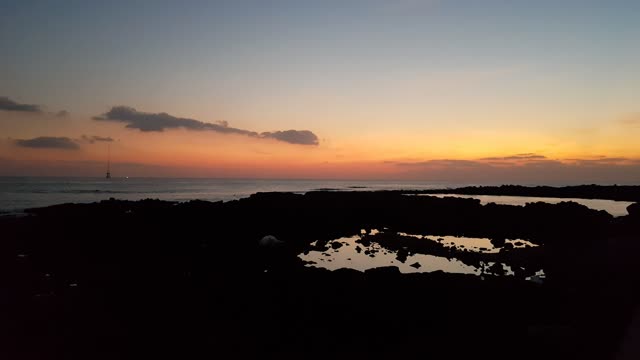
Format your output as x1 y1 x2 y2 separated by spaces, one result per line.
1 191 639 359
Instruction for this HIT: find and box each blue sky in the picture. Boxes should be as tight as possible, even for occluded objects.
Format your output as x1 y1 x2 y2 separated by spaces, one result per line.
3 0 639 118
1 0 640 180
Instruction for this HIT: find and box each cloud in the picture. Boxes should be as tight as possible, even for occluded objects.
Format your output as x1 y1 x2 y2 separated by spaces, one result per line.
14 136 79 150
94 106 319 145
395 159 485 167
480 153 547 161
81 135 114 144
390 156 640 184
261 130 319 145
566 157 636 166
55 110 69 117
0 96 42 113
620 114 640 127
93 106 252 134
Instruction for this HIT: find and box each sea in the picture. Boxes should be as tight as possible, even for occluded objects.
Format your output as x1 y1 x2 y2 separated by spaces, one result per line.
0 177 634 216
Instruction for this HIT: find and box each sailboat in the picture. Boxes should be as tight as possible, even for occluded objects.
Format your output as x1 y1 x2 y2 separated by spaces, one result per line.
106 144 111 179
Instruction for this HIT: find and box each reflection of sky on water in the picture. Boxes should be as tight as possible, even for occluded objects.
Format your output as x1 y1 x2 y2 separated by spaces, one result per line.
300 235 479 274
397 233 537 254
423 194 632 217
299 230 545 281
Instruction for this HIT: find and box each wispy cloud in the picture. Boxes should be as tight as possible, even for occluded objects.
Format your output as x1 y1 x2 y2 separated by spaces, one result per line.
81 135 114 144
388 156 640 184
480 153 547 161
620 114 640 127
0 96 42 113
395 159 485 167
260 130 319 145
94 106 252 134
94 106 319 145
14 136 79 150
565 157 637 166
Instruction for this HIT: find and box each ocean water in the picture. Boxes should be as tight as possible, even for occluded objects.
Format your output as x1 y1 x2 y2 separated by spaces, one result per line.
0 177 633 216
0 177 445 214
424 194 634 217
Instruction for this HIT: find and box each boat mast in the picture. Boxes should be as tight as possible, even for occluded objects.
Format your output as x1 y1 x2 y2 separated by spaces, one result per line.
106 144 111 179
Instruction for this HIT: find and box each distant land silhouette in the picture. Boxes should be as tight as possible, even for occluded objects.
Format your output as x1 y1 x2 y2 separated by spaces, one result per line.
414 184 640 202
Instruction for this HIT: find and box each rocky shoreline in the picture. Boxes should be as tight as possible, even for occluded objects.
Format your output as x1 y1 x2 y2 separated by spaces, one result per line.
404 184 640 202
2 189 640 359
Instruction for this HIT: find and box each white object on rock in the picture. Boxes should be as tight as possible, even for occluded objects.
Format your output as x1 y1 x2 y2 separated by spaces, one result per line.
528 274 544 284
259 235 285 248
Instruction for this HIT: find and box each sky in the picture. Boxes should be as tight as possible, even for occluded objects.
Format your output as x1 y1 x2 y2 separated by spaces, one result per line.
1 0 640 183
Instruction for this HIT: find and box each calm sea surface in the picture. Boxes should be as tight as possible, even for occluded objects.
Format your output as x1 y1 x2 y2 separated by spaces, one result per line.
0 177 446 214
0 177 633 216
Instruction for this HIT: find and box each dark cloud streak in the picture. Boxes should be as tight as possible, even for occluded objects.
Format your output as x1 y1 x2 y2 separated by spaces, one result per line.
390 157 640 184
261 130 319 145
0 97 42 113
81 135 114 143
94 106 253 135
480 153 547 161
15 137 79 150
94 106 319 145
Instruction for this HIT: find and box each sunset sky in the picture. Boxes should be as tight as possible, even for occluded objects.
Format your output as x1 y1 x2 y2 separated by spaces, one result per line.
2 0 640 183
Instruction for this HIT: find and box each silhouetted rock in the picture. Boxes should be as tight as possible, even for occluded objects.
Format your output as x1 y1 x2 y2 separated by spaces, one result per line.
410 262 421 269
396 248 408 263
491 237 506 247
4 188 640 360
333 268 362 277
411 184 640 202
314 239 329 251
488 263 506 276
627 203 640 217
364 266 400 277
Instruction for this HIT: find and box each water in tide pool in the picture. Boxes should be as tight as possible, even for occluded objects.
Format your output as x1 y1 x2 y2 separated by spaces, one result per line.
0 177 632 216
0 177 445 214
